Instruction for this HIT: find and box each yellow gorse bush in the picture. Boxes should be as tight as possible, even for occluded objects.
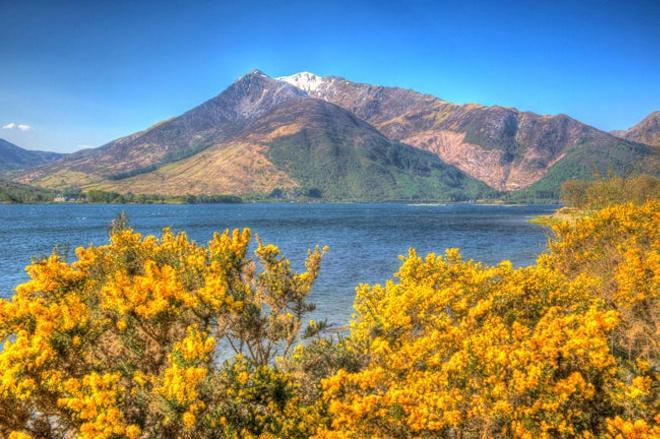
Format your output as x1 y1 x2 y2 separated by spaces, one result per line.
318 201 659 438
1 200 658 438
0 225 326 438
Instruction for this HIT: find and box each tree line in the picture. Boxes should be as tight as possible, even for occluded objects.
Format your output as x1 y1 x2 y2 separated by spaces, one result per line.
560 174 659 209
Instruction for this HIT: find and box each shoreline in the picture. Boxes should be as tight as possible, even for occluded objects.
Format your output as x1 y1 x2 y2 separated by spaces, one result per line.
0 198 562 206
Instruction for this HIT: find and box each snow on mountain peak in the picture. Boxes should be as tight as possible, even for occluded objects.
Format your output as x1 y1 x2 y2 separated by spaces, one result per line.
277 72 325 93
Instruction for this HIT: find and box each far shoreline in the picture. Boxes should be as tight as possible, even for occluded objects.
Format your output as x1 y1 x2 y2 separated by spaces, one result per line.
0 199 562 206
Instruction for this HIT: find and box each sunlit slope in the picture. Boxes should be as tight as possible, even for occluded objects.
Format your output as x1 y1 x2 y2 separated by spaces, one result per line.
92 142 296 196
281 72 659 191
95 97 490 200
18 70 657 199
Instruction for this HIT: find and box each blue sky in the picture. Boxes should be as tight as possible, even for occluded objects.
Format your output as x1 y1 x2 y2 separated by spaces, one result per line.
1 0 658 153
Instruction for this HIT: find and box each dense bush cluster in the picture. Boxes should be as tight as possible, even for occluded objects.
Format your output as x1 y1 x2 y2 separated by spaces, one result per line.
1 199 658 438
0 225 326 438
0 181 57 203
84 190 242 204
321 200 658 438
0 185 243 204
560 174 659 209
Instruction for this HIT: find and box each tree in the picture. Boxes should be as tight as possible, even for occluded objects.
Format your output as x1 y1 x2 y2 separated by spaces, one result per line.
560 179 590 207
560 174 660 209
2 200 658 438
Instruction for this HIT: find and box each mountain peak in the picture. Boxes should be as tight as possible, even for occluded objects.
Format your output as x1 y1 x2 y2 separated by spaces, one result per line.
613 110 660 147
238 69 271 81
277 71 325 93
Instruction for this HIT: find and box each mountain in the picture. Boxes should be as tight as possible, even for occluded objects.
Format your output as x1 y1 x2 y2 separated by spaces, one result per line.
255 97 488 200
0 138 62 174
611 111 660 148
278 73 658 192
18 70 658 200
22 71 306 183
22 71 489 201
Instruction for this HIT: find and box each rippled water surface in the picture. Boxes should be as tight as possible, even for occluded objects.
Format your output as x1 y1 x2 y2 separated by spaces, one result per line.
0 203 556 325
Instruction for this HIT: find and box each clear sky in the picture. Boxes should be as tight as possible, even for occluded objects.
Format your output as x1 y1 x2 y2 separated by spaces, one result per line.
1 0 658 152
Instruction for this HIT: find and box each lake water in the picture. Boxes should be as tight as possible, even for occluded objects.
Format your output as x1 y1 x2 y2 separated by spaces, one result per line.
0 203 556 326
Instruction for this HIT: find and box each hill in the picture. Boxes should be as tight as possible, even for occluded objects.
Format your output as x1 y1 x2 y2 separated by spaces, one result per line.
0 139 62 175
0 180 57 203
611 111 660 148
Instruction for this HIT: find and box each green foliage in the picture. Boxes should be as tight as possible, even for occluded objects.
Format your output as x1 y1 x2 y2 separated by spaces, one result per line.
183 194 243 204
84 190 242 204
560 174 660 209
268 188 286 199
107 164 159 181
267 128 493 201
523 140 659 199
0 184 243 205
0 180 57 203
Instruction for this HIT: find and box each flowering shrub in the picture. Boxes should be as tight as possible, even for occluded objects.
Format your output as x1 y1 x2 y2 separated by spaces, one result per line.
0 224 326 438
541 201 658 364
319 201 659 438
1 200 658 438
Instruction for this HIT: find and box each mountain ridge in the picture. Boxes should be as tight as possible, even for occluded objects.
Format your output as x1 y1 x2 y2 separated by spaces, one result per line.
22 71 489 201
15 70 659 200
611 111 660 148
0 138 63 175
278 72 649 191
25 71 306 181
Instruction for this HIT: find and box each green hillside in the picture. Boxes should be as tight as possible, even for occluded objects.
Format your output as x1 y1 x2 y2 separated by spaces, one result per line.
266 127 492 201
511 140 659 200
0 180 58 203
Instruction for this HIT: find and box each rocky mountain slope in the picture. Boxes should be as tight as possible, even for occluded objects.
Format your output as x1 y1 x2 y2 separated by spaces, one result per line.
611 111 660 148
18 70 659 200
279 73 656 191
23 71 305 183
0 139 62 174
23 71 489 201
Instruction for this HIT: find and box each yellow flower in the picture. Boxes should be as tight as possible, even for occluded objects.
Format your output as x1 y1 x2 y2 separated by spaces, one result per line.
319 201 659 438
125 425 141 439
237 371 249 385
182 411 196 429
